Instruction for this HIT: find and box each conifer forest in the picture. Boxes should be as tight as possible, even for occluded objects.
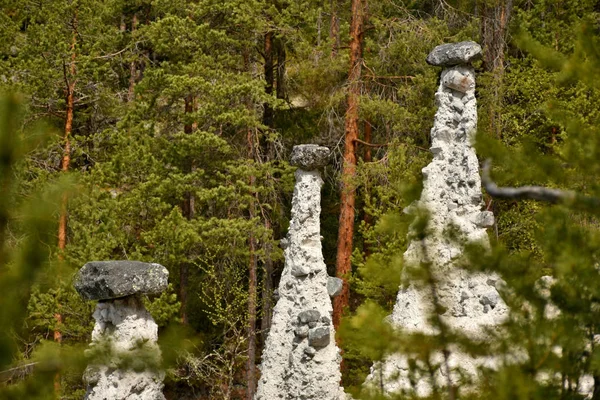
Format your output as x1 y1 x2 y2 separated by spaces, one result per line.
3 0 600 399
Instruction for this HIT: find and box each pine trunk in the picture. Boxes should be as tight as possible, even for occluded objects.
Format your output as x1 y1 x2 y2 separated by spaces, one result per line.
276 39 286 101
180 95 195 325
261 220 273 344
333 0 366 329
56 14 77 396
362 120 373 257
480 0 513 139
330 0 340 56
127 13 138 103
246 129 258 400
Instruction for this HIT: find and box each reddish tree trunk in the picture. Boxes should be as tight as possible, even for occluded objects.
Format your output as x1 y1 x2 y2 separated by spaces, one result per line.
55 15 77 396
333 0 367 329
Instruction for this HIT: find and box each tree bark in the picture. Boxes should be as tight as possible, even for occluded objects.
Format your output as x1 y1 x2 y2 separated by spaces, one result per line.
263 32 274 129
179 95 195 325
333 0 367 329
362 120 373 257
479 0 513 139
261 220 273 345
246 129 258 400
127 13 138 103
330 0 340 57
55 13 77 396
276 39 286 101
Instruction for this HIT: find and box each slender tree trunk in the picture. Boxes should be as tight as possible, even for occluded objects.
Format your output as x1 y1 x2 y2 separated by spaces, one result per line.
330 0 340 56
261 220 273 345
263 32 274 129
276 39 286 101
246 129 258 400
179 95 195 325
479 0 513 139
55 14 77 396
127 13 138 103
333 0 367 329
362 120 373 257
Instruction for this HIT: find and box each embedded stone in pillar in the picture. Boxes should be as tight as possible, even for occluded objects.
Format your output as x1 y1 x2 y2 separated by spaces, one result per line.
256 145 346 400
75 261 168 400
366 42 508 397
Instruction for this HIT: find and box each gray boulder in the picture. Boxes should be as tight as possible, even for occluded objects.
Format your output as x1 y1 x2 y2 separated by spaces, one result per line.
290 144 330 170
426 41 482 67
75 261 169 301
327 277 343 297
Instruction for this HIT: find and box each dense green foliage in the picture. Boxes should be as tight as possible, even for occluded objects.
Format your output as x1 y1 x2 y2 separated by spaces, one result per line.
2 0 600 399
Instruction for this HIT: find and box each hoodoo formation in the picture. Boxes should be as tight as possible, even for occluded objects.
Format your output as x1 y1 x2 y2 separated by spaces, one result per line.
366 41 508 396
75 261 169 400
255 145 346 400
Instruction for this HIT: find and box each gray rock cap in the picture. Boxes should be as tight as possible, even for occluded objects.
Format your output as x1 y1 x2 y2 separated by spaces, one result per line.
290 144 330 170
426 41 482 67
75 260 169 301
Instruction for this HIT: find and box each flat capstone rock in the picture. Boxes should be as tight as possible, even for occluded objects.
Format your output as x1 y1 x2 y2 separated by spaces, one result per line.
290 144 330 170
426 41 482 67
75 261 169 301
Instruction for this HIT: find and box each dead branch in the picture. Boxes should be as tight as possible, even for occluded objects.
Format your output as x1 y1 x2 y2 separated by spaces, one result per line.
353 138 388 147
482 159 577 204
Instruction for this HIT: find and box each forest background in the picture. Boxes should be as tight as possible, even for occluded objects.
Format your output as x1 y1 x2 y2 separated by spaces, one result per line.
1 0 599 399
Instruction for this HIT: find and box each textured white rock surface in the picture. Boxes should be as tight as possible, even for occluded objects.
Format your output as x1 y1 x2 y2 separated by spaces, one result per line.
366 55 508 396
256 152 345 400
83 296 165 400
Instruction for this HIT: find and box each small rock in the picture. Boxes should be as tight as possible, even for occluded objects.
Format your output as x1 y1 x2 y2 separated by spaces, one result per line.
321 316 331 325
308 327 331 348
298 310 321 324
308 321 317 328
442 69 475 93
291 263 311 277
295 326 309 338
426 41 482 67
304 346 316 357
475 211 495 228
430 147 443 155
290 144 330 170
326 277 343 297
480 292 500 309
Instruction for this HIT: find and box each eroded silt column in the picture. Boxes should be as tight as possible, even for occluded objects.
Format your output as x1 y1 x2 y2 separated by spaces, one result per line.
367 41 508 396
256 144 346 400
75 260 169 400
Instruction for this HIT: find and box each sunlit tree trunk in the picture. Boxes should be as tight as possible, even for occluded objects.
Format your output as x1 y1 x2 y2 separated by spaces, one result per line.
333 0 367 329
55 11 77 395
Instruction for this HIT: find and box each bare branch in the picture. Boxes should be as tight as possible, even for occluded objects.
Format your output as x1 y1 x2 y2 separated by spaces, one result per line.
481 159 574 203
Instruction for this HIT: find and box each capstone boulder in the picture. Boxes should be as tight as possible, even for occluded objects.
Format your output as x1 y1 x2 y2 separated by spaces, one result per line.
75 260 169 301
426 41 482 67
